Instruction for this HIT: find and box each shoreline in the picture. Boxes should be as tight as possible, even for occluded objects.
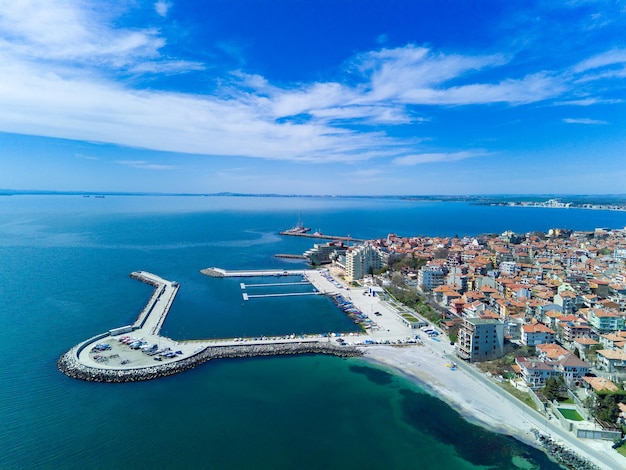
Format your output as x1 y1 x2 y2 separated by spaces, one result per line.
360 345 538 445
360 345 623 470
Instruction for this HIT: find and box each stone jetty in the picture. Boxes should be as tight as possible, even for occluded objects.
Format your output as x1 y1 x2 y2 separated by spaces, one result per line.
58 342 362 383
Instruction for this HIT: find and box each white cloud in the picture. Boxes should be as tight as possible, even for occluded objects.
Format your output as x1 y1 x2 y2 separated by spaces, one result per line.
562 118 608 124
355 46 509 102
554 98 623 106
155 1 171 17
573 48 626 73
0 1 165 66
0 4 620 168
392 151 486 166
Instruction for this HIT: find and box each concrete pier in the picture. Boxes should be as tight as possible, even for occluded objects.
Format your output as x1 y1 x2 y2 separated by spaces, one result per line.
58 270 361 383
129 271 179 335
278 231 366 242
201 267 306 277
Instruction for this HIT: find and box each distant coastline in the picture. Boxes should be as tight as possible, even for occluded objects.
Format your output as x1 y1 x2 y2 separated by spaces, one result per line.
476 198 626 212
1 189 625 206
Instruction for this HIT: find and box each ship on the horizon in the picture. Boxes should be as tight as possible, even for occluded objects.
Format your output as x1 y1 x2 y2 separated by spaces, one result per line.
283 215 311 234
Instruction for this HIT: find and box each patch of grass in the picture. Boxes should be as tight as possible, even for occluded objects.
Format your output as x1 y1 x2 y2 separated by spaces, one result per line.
617 444 626 458
557 408 584 421
498 382 539 411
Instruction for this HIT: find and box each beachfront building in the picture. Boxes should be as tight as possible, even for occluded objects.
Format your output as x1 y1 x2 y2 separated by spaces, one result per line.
456 317 505 362
515 357 558 389
515 352 590 389
303 241 347 266
345 243 383 282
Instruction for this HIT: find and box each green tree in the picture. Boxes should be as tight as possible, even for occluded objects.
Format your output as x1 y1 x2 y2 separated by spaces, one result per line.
590 391 626 423
543 377 560 401
595 394 620 423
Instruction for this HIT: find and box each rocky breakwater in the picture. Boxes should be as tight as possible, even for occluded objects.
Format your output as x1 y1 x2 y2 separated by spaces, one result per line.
58 342 362 383
531 429 600 470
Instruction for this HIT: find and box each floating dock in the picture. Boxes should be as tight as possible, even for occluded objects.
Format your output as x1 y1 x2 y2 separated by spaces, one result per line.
243 292 322 300
242 281 309 288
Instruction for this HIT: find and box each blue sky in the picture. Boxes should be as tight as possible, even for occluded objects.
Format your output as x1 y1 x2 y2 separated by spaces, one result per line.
0 0 625 195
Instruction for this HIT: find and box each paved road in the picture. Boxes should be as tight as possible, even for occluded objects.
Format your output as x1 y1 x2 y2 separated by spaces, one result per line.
445 354 619 469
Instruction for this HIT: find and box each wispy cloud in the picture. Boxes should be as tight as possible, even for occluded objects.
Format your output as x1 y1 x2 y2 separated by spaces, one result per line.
74 153 99 160
0 1 163 65
116 160 177 170
553 98 623 106
392 151 487 166
155 1 171 18
562 118 608 125
0 2 621 169
573 48 626 73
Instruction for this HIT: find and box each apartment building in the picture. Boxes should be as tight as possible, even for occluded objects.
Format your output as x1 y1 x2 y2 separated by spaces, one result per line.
345 243 383 282
456 317 505 362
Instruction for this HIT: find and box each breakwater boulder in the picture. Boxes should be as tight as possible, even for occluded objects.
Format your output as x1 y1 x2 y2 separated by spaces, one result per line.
58 342 362 383
530 428 600 470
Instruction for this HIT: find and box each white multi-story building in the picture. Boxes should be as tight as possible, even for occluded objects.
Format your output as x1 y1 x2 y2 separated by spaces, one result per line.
456 317 505 362
417 265 446 291
499 261 518 276
303 241 347 266
345 243 383 282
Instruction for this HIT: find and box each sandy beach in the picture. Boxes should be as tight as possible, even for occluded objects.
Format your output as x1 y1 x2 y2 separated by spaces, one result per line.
361 344 625 470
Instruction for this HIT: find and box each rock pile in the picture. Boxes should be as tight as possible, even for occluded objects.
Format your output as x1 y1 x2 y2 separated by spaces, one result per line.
58 342 362 383
531 428 600 470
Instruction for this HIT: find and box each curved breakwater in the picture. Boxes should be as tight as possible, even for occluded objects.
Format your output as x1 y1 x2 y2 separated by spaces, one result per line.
58 342 363 383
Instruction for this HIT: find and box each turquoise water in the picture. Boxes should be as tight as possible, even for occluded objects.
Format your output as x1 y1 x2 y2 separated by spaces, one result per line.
3 195 624 469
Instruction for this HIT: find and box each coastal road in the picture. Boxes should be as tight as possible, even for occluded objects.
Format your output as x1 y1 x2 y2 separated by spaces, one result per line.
443 352 621 470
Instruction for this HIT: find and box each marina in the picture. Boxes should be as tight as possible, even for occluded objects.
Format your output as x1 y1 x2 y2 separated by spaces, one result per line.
58 265 422 382
58 268 372 382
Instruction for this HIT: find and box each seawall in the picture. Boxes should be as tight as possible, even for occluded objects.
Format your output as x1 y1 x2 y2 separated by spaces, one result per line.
58 342 363 383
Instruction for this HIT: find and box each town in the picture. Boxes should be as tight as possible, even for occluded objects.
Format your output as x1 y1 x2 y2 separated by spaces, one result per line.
303 226 626 444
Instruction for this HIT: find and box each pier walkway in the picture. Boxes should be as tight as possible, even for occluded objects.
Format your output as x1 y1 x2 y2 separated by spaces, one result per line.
129 271 179 335
201 267 306 277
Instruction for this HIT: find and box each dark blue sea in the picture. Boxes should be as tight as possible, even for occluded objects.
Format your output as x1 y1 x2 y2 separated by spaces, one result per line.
2 195 625 469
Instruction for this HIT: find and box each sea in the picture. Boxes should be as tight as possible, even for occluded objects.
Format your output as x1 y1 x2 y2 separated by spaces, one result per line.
2 195 626 470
